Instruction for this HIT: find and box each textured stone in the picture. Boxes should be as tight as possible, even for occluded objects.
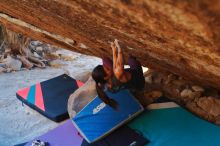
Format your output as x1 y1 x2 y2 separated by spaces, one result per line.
186 102 209 120
59 54 74 61
35 46 43 52
180 89 193 98
68 77 97 118
31 41 43 46
33 52 41 58
17 55 33 69
197 97 220 117
74 71 91 83
192 85 205 92
5 56 22 71
0 66 5 73
48 60 65 68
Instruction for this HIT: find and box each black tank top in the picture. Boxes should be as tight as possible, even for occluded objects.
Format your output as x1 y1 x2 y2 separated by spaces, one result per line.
108 67 145 93
108 70 133 93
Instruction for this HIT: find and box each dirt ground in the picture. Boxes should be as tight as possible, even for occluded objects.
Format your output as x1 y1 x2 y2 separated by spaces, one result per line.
0 50 100 146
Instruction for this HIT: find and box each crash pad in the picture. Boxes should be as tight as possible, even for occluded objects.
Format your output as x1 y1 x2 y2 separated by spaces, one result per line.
25 120 83 146
129 101 220 146
16 74 83 122
72 89 144 143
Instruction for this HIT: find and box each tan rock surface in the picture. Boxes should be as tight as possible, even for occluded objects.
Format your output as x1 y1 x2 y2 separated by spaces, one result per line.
0 0 220 89
144 69 220 125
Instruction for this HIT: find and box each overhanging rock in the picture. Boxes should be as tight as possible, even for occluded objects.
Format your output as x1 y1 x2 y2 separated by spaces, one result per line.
0 0 220 89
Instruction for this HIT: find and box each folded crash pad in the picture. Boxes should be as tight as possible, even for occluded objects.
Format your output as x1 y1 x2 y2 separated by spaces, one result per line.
25 120 83 146
72 89 144 143
16 74 84 122
129 101 220 146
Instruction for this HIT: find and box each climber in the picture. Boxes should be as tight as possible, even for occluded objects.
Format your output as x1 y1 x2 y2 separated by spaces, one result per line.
92 39 145 109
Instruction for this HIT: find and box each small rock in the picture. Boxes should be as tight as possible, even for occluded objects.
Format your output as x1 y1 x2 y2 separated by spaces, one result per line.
180 89 193 98
186 102 209 119
197 97 220 117
48 60 65 68
180 89 200 102
192 85 204 92
0 66 5 73
145 75 152 84
59 54 74 61
5 68 12 73
31 40 43 46
36 46 43 52
44 52 60 60
5 56 22 71
79 43 88 49
33 52 42 58
17 55 33 69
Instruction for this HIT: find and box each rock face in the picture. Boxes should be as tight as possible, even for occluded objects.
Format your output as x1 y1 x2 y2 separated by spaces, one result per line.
68 77 97 119
0 0 220 90
144 69 220 125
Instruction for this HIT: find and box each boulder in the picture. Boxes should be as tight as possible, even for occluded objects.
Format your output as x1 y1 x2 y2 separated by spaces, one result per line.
67 77 97 118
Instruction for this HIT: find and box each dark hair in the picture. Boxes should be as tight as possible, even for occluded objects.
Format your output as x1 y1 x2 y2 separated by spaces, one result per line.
92 65 118 110
92 65 106 84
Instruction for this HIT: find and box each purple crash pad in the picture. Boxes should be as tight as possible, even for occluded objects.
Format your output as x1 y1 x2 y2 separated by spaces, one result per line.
25 120 83 146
